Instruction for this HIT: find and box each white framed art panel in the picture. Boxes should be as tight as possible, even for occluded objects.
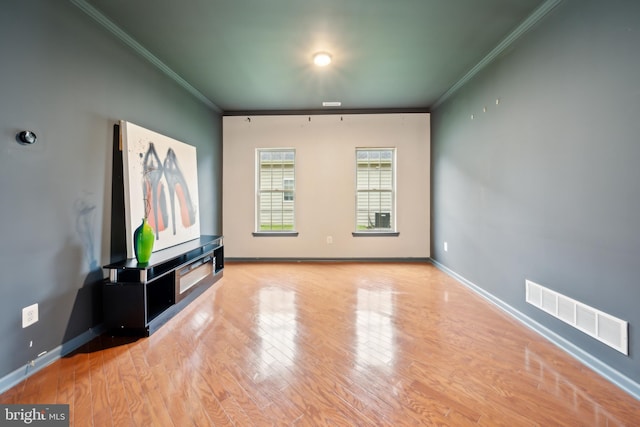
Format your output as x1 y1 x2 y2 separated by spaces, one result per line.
121 120 200 258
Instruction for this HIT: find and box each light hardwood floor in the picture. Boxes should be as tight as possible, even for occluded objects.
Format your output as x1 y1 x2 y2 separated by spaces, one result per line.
1 262 639 425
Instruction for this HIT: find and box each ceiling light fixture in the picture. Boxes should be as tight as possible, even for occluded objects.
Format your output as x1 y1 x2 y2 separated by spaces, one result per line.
322 101 341 107
313 52 332 67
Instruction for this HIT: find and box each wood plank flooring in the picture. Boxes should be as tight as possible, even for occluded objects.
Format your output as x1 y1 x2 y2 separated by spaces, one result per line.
1 262 639 425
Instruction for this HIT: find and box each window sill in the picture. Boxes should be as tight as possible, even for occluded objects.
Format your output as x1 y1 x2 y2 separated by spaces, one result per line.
252 231 299 237
352 231 400 237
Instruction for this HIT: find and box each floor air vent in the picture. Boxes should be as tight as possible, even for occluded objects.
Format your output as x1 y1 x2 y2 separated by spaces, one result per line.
525 280 628 355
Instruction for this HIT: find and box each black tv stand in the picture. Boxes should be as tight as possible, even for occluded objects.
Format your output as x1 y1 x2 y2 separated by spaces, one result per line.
103 235 223 336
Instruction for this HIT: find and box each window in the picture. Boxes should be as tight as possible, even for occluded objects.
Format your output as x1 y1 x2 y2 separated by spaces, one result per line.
283 178 294 201
355 148 395 232
256 149 295 232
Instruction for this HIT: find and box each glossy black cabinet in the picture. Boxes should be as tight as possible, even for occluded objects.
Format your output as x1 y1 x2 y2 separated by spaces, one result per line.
103 235 223 336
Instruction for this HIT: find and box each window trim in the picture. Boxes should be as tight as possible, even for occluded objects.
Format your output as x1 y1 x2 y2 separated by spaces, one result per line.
352 231 400 237
354 147 397 233
255 148 296 234
252 231 299 237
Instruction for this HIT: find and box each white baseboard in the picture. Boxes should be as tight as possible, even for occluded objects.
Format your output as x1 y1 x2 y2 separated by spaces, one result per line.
430 259 640 401
0 324 105 395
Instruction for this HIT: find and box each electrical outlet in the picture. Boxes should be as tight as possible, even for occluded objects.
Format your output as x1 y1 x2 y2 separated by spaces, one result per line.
326 236 333 244
22 303 38 328
444 241 448 252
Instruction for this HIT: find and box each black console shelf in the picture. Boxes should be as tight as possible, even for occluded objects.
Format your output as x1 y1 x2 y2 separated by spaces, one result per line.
103 235 223 336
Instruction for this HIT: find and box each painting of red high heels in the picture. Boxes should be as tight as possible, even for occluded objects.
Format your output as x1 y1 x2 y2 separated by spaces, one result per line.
121 120 200 259
142 142 168 240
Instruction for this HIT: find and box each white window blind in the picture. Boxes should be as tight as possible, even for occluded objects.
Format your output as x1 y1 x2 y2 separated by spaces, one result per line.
256 149 296 232
355 148 395 232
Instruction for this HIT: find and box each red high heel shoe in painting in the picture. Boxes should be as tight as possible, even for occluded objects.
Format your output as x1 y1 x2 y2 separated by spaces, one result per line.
163 148 196 235
143 143 168 239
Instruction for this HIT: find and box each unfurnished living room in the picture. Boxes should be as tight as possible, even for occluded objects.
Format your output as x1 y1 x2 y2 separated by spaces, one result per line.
1 0 639 425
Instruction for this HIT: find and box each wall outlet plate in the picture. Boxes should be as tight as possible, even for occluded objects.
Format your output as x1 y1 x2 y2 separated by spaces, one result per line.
22 303 38 328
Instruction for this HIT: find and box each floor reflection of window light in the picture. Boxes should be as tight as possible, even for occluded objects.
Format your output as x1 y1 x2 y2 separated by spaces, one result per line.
257 287 297 376
356 289 394 368
524 348 623 425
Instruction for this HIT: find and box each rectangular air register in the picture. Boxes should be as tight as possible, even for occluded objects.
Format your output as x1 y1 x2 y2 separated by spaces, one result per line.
525 280 628 355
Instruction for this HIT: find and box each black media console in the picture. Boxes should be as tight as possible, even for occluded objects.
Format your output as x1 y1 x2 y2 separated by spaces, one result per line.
103 235 224 336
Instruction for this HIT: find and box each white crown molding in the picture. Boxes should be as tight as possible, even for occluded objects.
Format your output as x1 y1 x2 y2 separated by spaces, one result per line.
71 0 222 113
432 0 563 109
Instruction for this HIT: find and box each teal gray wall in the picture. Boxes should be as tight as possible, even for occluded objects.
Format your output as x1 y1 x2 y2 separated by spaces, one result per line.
432 0 640 383
0 0 222 380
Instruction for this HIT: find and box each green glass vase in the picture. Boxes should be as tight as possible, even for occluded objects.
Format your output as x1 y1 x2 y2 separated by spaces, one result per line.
133 218 154 264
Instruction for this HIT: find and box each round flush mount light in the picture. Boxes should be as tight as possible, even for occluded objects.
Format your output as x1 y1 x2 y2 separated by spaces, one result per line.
313 52 332 67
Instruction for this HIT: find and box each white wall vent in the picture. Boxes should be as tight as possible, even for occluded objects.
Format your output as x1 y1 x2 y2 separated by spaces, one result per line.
525 280 628 355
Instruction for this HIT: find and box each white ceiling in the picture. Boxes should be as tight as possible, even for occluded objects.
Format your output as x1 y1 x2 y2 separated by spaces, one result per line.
77 0 556 112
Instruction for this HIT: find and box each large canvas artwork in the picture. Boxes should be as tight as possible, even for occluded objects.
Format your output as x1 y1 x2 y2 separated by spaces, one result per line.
121 120 200 258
